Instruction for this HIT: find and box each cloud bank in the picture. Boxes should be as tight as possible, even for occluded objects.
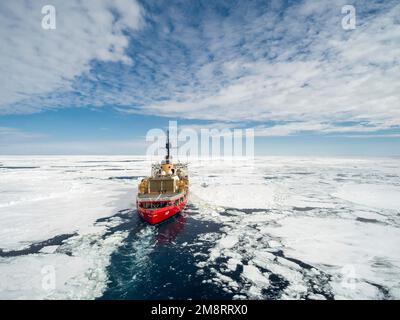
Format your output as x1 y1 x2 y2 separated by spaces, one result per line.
0 0 399 136
0 0 143 113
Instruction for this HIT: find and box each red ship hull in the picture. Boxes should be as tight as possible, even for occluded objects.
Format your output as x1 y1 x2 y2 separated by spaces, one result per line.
137 195 187 225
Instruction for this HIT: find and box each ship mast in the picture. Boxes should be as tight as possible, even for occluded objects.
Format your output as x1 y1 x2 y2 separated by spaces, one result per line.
165 130 171 164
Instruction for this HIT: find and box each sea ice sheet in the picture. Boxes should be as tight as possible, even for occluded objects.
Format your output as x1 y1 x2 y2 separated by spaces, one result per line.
190 157 400 299
1 156 399 299
0 156 147 299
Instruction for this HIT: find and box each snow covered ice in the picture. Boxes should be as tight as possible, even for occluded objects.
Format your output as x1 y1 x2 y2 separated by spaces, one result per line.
1 156 400 299
191 157 400 299
0 156 147 299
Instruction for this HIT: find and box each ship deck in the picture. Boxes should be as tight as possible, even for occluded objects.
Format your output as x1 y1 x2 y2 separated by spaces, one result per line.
137 192 185 202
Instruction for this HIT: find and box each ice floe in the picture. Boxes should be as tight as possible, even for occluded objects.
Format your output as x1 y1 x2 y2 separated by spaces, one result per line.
0 156 148 299
1 156 399 299
190 157 400 299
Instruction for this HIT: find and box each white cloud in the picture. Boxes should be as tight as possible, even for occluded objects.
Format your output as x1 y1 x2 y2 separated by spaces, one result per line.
127 1 400 135
0 0 143 113
253 121 398 137
0 0 399 137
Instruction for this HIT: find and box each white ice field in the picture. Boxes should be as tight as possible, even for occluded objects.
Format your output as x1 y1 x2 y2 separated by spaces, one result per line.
0 156 399 299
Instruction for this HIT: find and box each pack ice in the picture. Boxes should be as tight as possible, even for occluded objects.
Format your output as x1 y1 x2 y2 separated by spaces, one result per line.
1 156 399 299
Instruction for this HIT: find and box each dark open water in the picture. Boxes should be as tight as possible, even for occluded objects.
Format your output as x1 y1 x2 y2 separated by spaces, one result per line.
99 204 233 300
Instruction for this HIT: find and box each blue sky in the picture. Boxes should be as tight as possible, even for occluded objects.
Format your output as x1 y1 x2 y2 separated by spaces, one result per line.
0 0 399 155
